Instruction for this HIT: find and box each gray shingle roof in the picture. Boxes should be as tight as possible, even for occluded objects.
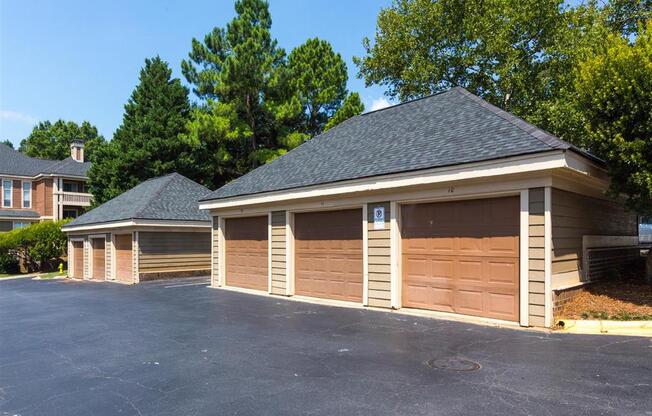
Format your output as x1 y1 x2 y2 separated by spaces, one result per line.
203 87 595 202
0 209 40 218
63 173 212 229
0 144 91 177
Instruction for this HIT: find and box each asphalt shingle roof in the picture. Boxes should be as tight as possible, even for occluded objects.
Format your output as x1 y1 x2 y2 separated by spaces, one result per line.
203 87 594 202
0 209 40 219
63 173 212 228
0 144 91 177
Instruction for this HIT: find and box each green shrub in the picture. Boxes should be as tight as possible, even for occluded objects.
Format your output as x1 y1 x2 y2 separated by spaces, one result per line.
0 220 69 273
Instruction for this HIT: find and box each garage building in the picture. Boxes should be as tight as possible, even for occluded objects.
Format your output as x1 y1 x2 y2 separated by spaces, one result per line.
199 88 640 328
63 173 212 283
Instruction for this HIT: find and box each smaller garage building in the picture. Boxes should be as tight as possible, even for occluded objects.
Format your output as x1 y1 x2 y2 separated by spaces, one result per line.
62 173 212 283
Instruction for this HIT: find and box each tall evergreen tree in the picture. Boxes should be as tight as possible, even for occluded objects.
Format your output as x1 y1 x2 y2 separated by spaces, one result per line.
287 38 348 136
19 120 105 160
88 57 191 204
182 0 286 165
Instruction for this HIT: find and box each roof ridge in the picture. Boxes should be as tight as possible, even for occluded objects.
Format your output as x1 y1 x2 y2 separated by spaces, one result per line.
452 88 570 150
361 88 457 117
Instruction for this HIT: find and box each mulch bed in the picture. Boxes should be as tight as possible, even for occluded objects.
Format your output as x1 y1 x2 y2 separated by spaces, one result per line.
558 275 652 320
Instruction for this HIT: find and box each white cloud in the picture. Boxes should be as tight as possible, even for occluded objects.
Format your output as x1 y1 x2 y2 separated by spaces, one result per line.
0 110 38 125
369 97 391 112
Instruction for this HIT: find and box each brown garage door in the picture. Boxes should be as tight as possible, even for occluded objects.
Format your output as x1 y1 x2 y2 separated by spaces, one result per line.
294 209 363 302
225 216 268 291
92 238 105 280
115 234 133 283
401 196 520 322
71 241 84 279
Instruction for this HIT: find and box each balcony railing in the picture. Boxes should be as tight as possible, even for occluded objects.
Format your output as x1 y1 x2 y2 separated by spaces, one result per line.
61 192 92 206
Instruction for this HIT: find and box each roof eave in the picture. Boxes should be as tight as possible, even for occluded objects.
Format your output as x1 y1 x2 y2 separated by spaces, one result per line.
199 150 577 211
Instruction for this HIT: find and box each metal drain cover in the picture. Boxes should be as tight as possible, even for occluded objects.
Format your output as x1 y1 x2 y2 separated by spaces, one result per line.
426 358 481 372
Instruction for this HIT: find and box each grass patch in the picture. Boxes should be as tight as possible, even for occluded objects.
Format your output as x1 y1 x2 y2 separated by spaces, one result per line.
38 270 67 279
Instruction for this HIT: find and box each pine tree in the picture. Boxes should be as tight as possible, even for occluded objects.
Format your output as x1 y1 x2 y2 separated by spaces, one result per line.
88 57 191 204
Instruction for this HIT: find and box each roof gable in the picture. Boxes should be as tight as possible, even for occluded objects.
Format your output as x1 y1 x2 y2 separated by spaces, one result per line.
203 87 581 202
63 173 212 228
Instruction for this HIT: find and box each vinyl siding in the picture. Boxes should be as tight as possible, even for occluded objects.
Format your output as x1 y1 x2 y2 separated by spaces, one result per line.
528 188 545 327
212 218 219 286
551 188 638 286
104 233 112 280
270 211 287 295
138 231 211 274
367 202 391 308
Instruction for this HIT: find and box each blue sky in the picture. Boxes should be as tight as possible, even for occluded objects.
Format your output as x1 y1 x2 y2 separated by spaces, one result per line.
0 0 393 147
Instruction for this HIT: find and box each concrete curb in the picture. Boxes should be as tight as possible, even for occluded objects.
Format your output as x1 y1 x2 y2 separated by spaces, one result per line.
557 319 652 337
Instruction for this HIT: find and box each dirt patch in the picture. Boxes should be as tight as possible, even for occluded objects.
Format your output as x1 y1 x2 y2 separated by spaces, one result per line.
558 276 652 320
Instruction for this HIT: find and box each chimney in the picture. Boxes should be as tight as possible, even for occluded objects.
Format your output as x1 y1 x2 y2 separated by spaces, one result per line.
70 140 84 162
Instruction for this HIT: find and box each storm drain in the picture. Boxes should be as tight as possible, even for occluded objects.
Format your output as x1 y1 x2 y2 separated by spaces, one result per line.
425 358 481 372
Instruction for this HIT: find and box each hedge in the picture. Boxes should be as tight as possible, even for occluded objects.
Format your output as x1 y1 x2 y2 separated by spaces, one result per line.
0 220 69 274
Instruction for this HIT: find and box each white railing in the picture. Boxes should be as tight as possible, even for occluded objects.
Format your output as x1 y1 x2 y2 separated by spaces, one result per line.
61 192 92 206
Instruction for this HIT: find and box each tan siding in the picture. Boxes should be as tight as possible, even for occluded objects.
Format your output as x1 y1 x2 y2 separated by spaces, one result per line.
212 218 219 286
138 231 211 273
105 233 112 281
528 188 545 326
551 188 638 285
366 202 391 308
270 211 286 295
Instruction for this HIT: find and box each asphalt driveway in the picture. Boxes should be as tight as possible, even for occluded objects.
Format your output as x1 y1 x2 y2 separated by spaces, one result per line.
1 278 650 416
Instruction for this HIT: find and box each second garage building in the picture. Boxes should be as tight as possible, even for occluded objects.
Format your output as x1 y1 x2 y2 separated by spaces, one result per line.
199 88 640 328
63 173 212 283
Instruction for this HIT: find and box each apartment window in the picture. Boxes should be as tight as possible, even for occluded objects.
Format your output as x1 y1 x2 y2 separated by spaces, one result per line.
63 209 78 219
2 179 11 208
63 181 85 192
13 221 30 229
22 182 31 208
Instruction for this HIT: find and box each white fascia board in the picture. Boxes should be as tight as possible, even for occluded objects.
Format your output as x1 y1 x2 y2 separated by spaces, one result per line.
199 151 568 211
62 219 211 233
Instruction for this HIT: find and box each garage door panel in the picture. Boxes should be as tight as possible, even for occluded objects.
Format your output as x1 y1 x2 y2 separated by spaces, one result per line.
72 241 84 279
115 234 133 283
402 197 520 322
225 217 268 291
295 209 362 303
92 238 105 280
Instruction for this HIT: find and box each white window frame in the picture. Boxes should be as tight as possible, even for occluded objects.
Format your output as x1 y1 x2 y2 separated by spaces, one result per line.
12 221 30 229
2 179 12 208
22 181 31 208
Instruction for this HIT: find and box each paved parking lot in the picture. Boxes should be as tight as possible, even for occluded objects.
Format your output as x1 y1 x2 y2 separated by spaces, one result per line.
1 277 651 416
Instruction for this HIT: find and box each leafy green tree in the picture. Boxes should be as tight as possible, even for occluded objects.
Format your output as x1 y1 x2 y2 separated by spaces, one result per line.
182 0 285 164
324 92 365 131
574 21 652 215
355 0 563 111
355 0 650 145
19 120 105 160
89 57 192 204
287 38 348 136
1 139 14 149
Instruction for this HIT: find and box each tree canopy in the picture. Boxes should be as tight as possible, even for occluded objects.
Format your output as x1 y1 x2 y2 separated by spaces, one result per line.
19 120 105 160
355 0 651 145
324 92 365 131
88 56 192 204
574 20 652 214
180 0 359 189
